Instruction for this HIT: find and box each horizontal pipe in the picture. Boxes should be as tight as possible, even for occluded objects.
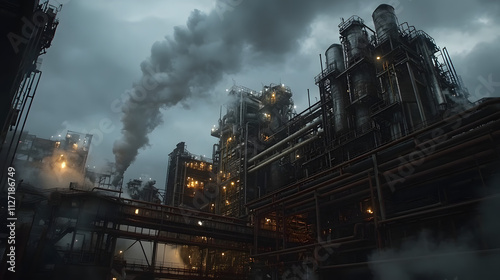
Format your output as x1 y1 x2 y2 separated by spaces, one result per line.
248 99 500 214
248 118 322 163
378 116 500 173
381 193 500 224
382 140 496 189
284 144 497 213
256 131 499 213
251 233 367 258
286 189 373 220
248 134 320 173
253 172 357 213
247 99 500 209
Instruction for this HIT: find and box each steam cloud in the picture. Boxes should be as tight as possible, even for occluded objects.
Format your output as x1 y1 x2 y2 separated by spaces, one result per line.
112 0 341 184
369 176 500 279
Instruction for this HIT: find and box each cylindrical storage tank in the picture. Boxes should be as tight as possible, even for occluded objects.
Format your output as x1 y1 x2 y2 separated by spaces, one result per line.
355 103 371 129
343 21 370 64
331 78 349 134
372 4 399 43
325 44 345 72
351 68 374 99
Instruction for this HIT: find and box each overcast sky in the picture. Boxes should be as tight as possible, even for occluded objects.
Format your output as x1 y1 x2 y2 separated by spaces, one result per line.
24 0 500 189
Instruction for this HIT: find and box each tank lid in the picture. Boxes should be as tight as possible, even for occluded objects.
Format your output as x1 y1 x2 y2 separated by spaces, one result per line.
373 4 395 15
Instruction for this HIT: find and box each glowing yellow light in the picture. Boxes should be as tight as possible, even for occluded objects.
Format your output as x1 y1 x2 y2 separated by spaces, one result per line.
231 182 234 185
119 250 123 254
61 162 66 169
367 208 373 214
222 252 225 256
376 56 381 60
135 209 139 215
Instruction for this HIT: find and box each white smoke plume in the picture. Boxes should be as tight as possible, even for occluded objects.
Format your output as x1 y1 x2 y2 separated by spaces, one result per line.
112 0 343 184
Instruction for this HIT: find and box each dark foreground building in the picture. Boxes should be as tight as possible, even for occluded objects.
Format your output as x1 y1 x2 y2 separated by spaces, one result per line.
0 0 60 188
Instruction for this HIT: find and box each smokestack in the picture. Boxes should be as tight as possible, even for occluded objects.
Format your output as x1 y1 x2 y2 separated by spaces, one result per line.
111 1 343 181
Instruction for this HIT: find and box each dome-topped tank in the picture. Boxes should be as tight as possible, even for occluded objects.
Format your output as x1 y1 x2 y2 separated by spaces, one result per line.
372 4 399 43
342 19 370 64
325 44 345 73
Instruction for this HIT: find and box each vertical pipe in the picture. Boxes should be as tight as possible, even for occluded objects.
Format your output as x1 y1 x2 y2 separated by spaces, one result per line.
419 40 446 107
151 241 158 271
108 235 117 270
406 62 427 126
372 154 386 220
315 191 322 242
10 72 42 168
282 204 286 249
244 122 249 208
172 156 179 205
367 173 382 250
393 66 410 135
181 159 188 206
307 89 311 109
2 72 35 172
253 212 259 255
319 54 324 73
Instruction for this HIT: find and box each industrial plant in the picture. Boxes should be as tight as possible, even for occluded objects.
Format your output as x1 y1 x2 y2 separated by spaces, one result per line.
2 3 500 280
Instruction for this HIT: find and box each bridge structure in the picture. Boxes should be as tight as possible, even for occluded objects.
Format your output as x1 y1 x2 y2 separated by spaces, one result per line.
8 188 276 280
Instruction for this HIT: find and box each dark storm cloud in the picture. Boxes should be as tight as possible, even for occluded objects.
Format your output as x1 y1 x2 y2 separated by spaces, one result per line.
111 0 356 182
453 36 500 100
391 0 500 31
28 2 145 136
25 1 500 186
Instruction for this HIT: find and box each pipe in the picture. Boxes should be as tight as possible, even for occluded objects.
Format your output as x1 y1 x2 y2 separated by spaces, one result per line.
406 61 427 126
247 100 500 210
383 149 497 195
254 128 499 214
248 117 322 163
380 134 496 180
320 53 324 73
248 134 320 174
419 39 446 107
315 191 321 241
286 189 371 215
258 173 366 213
372 154 386 220
377 116 500 173
252 235 367 259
